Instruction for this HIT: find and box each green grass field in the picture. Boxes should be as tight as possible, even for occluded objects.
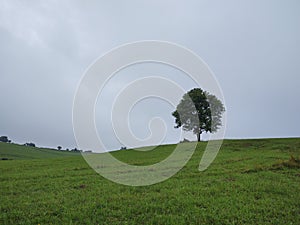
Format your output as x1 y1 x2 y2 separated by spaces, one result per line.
0 142 80 160
0 138 299 224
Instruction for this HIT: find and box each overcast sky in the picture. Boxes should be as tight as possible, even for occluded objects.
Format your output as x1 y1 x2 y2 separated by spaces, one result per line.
1 0 299 150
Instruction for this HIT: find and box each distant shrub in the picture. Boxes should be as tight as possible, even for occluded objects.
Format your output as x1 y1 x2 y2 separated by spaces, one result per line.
71 148 82 152
0 136 10 143
25 143 36 147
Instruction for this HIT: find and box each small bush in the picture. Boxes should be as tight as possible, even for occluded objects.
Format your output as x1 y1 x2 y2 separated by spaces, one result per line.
282 155 300 168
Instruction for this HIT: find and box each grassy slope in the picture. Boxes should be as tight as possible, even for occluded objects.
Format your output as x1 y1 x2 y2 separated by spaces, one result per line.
0 138 299 224
0 142 80 159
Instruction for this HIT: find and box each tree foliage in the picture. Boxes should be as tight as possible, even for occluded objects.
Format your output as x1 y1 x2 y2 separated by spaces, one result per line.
172 88 225 141
25 143 36 147
0 136 10 143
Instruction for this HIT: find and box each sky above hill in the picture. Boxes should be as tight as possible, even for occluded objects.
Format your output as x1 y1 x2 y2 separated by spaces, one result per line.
0 0 299 150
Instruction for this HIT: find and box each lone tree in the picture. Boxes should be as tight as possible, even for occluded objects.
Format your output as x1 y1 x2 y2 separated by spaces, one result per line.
57 146 62 151
172 88 225 142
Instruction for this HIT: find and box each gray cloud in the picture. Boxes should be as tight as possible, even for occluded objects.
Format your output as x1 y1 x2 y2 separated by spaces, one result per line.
0 0 299 149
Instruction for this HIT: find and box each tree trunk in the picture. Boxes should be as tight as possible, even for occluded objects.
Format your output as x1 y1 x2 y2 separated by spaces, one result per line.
197 131 201 142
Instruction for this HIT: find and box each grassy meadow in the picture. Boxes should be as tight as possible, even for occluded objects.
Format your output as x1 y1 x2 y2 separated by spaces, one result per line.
0 138 299 224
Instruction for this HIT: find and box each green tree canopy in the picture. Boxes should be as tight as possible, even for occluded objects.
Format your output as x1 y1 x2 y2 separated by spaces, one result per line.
172 88 225 142
0 136 10 143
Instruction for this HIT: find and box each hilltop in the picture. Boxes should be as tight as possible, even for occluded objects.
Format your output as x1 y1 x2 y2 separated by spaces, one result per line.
0 142 80 160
